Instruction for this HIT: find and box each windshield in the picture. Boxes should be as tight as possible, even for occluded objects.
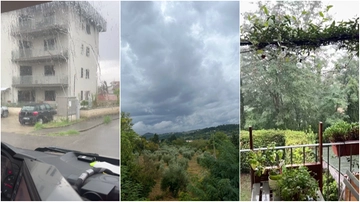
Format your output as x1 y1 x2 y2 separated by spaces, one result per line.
1 1 120 159
21 106 35 111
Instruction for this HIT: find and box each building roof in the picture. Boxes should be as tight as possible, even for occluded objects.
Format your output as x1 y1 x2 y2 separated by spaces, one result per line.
13 1 107 32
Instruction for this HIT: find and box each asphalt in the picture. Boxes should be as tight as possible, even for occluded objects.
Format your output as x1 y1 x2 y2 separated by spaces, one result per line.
30 114 119 135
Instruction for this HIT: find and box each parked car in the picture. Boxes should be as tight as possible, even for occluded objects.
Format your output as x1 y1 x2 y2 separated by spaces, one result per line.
19 103 57 125
1 106 9 118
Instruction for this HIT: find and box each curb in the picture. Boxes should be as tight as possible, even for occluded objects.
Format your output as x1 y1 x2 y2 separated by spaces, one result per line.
78 117 119 132
31 116 119 135
40 114 119 130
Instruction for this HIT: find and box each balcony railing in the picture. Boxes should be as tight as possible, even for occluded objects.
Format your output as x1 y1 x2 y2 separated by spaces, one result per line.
240 141 359 201
12 16 68 34
12 48 68 62
12 75 68 87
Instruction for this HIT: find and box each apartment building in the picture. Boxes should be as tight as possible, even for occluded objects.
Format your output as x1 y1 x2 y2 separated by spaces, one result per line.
1 1 106 106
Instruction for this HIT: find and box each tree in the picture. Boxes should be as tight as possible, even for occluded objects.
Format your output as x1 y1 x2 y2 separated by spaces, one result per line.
240 2 359 131
241 2 359 55
150 133 159 144
189 139 239 200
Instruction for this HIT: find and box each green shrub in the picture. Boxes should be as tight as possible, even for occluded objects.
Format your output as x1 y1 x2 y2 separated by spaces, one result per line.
240 129 286 173
161 163 188 197
323 170 339 201
103 115 112 124
241 129 315 173
34 122 44 130
323 121 359 142
177 157 189 170
162 154 172 166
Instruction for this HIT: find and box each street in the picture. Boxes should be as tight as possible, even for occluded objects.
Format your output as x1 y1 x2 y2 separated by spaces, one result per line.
1 119 120 158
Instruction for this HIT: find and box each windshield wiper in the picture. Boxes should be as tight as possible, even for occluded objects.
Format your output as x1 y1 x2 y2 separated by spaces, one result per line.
35 146 99 157
34 147 119 166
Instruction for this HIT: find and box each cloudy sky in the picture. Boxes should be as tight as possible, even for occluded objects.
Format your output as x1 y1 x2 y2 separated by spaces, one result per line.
90 1 120 84
121 1 240 135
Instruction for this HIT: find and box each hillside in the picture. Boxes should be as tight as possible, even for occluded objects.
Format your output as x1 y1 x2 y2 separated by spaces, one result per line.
142 124 239 140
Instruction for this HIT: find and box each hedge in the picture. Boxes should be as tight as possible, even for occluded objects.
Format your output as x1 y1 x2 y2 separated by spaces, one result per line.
240 129 316 173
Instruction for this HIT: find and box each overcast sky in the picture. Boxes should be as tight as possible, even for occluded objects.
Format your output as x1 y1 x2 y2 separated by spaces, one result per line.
90 1 120 84
121 1 240 135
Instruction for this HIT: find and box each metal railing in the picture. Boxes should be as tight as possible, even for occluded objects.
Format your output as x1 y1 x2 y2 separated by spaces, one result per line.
12 48 68 61
12 75 68 86
240 141 359 201
13 15 68 33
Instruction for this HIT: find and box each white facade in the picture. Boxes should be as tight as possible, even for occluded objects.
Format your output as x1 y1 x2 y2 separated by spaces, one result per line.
1 1 106 106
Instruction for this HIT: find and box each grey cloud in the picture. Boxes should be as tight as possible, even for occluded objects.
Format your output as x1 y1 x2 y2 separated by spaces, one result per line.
121 1 239 135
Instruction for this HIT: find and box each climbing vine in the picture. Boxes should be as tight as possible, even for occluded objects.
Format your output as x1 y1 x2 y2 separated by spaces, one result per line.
240 4 359 56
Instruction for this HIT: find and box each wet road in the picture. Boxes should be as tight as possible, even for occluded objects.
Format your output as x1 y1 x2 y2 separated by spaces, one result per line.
1 120 120 158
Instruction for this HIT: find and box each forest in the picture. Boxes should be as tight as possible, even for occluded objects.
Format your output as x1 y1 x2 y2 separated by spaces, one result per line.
121 112 239 201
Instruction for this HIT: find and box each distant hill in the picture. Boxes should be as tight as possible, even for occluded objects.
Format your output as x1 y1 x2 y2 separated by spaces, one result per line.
142 124 239 140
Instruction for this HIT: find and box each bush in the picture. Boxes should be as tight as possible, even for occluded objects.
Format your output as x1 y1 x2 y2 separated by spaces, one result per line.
103 115 112 124
177 157 189 170
162 154 172 166
161 163 188 197
240 129 315 173
240 129 286 173
323 170 339 201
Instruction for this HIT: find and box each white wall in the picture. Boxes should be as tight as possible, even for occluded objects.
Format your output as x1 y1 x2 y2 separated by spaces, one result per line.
1 11 18 103
67 7 101 100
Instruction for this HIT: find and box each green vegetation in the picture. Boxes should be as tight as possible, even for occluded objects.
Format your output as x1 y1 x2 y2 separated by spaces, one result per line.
121 112 239 201
47 130 79 136
275 166 318 201
34 122 44 130
103 115 112 124
322 170 339 201
38 118 84 129
241 2 359 133
323 121 359 142
240 129 315 173
241 2 359 55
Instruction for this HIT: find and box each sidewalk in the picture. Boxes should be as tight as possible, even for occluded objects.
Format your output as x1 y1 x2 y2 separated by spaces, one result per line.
30 114 119 135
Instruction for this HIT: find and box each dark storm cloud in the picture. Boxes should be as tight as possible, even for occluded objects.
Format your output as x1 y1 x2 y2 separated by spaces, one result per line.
121 1 239 135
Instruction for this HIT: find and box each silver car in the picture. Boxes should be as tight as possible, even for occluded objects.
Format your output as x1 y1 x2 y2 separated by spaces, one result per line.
1 106 9 118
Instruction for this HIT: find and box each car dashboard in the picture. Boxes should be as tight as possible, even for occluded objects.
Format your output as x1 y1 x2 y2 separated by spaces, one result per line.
1 143 119 201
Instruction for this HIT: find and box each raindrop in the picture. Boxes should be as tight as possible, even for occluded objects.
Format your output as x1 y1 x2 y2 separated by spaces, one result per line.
296 62 303 68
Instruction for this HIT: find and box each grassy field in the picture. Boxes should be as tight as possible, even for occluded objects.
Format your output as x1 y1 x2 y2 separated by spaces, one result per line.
240 173 251 201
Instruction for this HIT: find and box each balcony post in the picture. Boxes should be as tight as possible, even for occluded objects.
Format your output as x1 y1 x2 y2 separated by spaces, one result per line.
319 122 323 193
249 126 254 187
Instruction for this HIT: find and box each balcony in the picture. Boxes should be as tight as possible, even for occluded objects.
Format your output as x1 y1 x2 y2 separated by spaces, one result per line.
12 48 68 62
12 75 68 87
240 124 359 201
11 16 68 36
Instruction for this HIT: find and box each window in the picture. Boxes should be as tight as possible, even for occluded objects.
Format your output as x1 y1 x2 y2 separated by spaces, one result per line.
81 68 83 78
20 66 32 76
81 44 84 55
80 91 83 100
44 38 56 51
19 40 32 49
19 15 31 29
86 47 90 57
45 104 52 110
45 91 56 101
18 90 35 102
40 104 46 110
44 65 55 76
86 69 89 79
86 23 91 34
